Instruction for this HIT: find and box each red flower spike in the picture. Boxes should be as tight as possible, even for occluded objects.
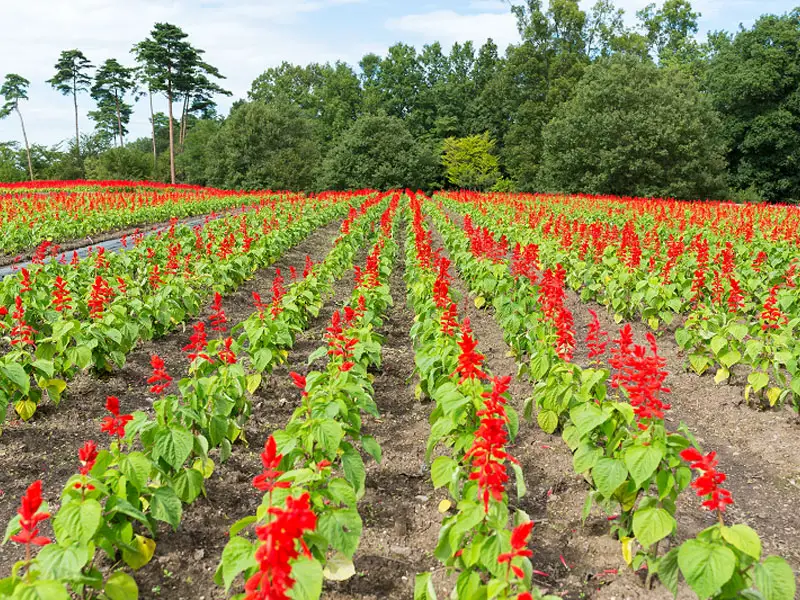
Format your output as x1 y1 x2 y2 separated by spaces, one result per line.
680 448 734 513
586 309 608 361
219 337 237 365
183 322 212 362
78 440 98 476
147 354 172 395
100 396 133 438
289 372 308 398
453 322 487 383
252 436 291 493
210 292 227 333
10 480 51 548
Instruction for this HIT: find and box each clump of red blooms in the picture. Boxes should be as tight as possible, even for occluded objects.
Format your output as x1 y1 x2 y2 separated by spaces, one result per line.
498 520 534 578
619 222 641 270
148 354 172 394
464 215 508 263
453 320 487 383
245 436 318 600
289 372 308 398
19 268 32 293
325 310 357 372
149 264 164 290
219 337 237 365
432 256 452 309
760 285 788 331
270 269 286 317
74 441 98 492
10 296 36 348
679 448 734 514
303 255 314 278
538 266 575 361
586 309 608 362
465 375 518 512
511 242 539 283
609 325 671 430
727 277 745 313
88 276 114 319
183 322 212 363
253 291 269 320
440 302 459 336
52 276 72 312
9 480 51 549
210 292 227 333
100 396 133 438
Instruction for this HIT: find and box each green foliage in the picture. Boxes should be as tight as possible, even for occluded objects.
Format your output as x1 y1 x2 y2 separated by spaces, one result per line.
176 119 221 185
441 133 500 190
205 102 320 190
90 59 136 147
540 55 727 199
316 115 438 190
85 146 154 180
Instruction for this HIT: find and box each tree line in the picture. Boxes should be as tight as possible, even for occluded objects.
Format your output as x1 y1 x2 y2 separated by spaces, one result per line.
2 1 800 202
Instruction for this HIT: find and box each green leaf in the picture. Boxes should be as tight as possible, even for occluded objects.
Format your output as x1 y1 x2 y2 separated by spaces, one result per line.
754 556 796 600
220 536 257 591
748 372 769 393
633 506 676 549
36 543 89 579
121 535 156 571
721 524 762 560
105 571 139 600
120 452 151 492
151 486 182 530
54 499 102 544
342 446 366 500
678 540 736 598
312 419 343 458
361 435 382 463
570 402 609 437
414 572 437 600
720 349 742 368
658 548 680 596
511 461 526 499
289 557 324 600
573 443 601 474
317 507 363 558
153 427 194 471
592 458 628 498
173 468 204 504
11 581 70 599
624 445 664 487
0 362 30 395
431 456 458 489
537 409 559 434
710 336 727 356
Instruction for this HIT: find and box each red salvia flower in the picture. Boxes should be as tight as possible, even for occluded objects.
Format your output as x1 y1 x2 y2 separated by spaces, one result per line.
183 322 212 362
100 396 133 438
78 440 98 476
149 264 164 290
10 296 35 348
289 266 297 280
210 292 227 333
453 322 487 383
9 480 51 548
52 276 72 313
760 285 787 331
498 520 535 578
303 255 314 278
147 354 172 395
271 269 286 317
727 277 744 314
19 268 32 293
440 302 459 336
253 291 268 320
609 324 635 390
219 337 237 365
243 493 317 600
289 372 308 398
252 436 291 493
615 333 671 429
680 448 734 513
88 276 114 319
586 309 608 361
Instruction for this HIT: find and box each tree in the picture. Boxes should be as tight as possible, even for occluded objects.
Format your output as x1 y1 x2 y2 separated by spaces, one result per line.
706 10 800 202
0 74 34 180
133 23 225 184
205 102 321 190
540 55 726 199
0 142 27 182
316 115 437 190
90 59 136 147
176 118 221 185
47 49 93 159
637 0 701 64
441 133 500 190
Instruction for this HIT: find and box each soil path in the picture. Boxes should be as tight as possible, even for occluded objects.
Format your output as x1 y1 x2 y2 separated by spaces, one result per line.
0 218 342 580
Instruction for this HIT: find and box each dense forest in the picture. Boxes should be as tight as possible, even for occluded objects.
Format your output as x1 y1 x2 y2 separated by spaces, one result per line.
1 0 799 202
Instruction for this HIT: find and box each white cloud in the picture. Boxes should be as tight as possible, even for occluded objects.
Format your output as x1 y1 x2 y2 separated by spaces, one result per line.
385 9 519 50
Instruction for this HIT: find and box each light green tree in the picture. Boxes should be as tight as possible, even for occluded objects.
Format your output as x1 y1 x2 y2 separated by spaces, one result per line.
441 133 500 190
47 49 93 158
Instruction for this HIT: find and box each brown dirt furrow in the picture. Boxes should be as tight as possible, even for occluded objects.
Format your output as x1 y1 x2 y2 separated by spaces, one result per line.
0 218 342 584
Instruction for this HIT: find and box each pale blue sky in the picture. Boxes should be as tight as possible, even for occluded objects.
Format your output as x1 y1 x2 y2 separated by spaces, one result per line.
0 0 796 147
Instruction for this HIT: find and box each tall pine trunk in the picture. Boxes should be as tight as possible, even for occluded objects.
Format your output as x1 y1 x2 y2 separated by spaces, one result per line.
73 78 80 158
16 108 33 181
114 90 124 148
166 69 176 184
149 87 157 172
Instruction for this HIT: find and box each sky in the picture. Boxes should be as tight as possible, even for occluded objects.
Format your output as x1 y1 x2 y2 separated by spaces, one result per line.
0 0 795 147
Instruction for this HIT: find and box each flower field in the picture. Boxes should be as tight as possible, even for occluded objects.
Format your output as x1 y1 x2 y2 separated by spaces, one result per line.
0 183 797 600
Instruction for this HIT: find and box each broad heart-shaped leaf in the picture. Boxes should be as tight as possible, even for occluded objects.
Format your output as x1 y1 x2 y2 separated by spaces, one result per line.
657 547 680 596
573 443 602 474
312 419 344 459
624 445 664 487
632 506 676 549
151 486 182 530
322 552 356 581
153 426 193 471
289 557 324 600
173 467 205 504
10 581 70 599
105 571 139 600
537 409 559 434
431 456 458 489
220 536 257 590
121 535 156 571
36 543 90 579
0 361 30 395
719 349 741 369
54 499 102 544
748 371 770 393
342 446 366 500
592 458 628 499
754 556 797 600
570 402 610 437
120 452 151 492
678 540 736 599
317 507 363 558
14 399 37 421
721 524 762 560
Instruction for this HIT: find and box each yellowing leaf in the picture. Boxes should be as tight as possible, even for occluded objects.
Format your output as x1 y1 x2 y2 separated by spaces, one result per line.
122 535 156 570
767 387 782 407
474 296 486 309
648 317 659 331
438 499 452 514
322 552 356 581
246 373 262 394
621 536 634 565
193 458 215 479
14 400 37 421
714 367 730 385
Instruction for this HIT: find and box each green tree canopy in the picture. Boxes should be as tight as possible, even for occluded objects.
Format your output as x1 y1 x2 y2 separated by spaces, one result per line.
539 55 727 199
441 133 500 190
47 49 93 159
316 115 438 191
0 73 34 180
90 59 136 147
